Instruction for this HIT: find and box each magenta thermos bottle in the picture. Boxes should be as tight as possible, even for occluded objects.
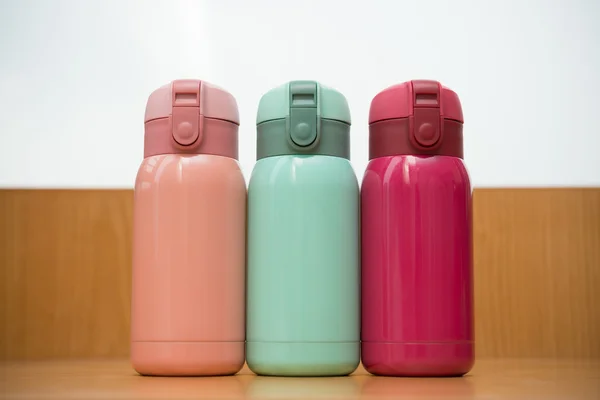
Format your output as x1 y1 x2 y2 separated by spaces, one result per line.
361 80 474 376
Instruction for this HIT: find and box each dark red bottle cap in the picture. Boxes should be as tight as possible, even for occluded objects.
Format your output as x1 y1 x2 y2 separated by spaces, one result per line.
368 80 464 159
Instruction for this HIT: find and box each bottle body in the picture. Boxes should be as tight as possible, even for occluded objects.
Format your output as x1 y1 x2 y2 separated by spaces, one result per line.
361 155 474 377
131 154 246 376
246 155 360 376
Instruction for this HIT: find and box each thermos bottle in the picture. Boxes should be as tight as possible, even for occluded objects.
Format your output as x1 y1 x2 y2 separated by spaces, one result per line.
247 80 360 376
361 80 474 376
131 79 246 376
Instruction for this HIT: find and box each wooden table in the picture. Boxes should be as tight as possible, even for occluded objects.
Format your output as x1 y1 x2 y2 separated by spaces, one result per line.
1 359 599 399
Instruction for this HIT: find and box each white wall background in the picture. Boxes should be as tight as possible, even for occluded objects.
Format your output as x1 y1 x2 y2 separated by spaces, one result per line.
0 0 599 188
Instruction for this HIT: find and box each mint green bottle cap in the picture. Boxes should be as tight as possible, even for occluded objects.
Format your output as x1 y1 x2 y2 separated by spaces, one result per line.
256 80 351 160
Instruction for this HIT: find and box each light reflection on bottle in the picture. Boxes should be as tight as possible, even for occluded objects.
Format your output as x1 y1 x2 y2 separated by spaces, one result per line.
360 374 474 399
126 374 245 399
246 375 361 400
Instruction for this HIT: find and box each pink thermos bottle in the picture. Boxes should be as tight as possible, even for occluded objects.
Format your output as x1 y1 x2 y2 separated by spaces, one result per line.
361 80 474 376
131 80 246 376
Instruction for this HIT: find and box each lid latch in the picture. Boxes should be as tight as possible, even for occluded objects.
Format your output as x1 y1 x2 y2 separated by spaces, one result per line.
288 81 319 147
410 80 442 150
171 80 203 147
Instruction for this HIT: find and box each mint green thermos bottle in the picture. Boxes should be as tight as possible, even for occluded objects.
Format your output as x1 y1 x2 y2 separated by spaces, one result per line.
246 81 360 376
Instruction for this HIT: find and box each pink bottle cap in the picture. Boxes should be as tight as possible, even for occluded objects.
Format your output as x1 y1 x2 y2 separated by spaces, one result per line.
143 80 240 159
368 80 464 159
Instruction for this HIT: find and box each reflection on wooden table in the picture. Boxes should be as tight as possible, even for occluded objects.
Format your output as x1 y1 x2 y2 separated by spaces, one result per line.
1 359 599 399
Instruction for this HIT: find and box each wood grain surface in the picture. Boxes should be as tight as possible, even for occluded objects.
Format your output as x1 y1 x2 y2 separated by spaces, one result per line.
0 190 133 360
1 359 599 399
0 188 599 360
473 188 600 358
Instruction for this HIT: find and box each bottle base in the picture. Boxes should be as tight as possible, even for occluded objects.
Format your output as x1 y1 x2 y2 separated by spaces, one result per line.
246 341 359 377
131 341 245 376
361 342 474 377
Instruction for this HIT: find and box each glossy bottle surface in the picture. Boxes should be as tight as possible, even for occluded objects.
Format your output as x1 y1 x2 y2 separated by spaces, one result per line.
361 155 474 376
131 154 246 376
247 155 360 376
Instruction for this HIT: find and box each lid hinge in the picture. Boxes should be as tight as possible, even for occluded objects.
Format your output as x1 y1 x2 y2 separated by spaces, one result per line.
410 80 443 150
171 80 203 147
287 81 319 147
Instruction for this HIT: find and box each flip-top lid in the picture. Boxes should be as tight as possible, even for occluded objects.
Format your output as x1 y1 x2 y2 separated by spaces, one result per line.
142 79 240 159
145 80 239 124
255 80 352 160
368 80 465 159
369 80 463 125
256 81 351 125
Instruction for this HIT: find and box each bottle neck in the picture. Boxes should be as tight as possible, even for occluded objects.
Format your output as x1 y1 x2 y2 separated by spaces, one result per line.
144 117 238 159
256 118 350 161
369 118 463 160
